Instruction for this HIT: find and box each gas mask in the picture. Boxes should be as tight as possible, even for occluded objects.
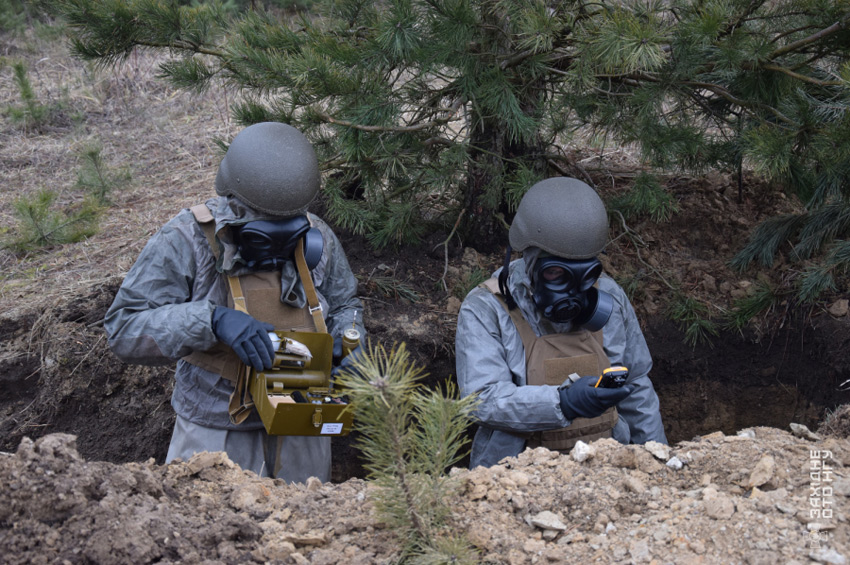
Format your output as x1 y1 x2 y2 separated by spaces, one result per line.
532 256 613 331
232 216 323 272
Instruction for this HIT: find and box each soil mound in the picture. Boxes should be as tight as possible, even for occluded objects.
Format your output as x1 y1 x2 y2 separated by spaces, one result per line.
2 429 847 564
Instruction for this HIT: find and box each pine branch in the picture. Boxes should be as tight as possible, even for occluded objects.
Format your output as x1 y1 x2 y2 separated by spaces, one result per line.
761 63 842 86
313 99 462 133
769 16 850 60
718 0 768 39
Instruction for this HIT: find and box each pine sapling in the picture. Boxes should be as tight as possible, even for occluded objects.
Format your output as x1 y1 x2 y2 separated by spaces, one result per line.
6 189 100 252
335 342 480 564
75 143 132 204
8 61 50 130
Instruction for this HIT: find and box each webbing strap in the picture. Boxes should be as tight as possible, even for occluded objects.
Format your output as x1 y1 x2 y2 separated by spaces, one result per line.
189 204 254 423
227 276 249 314
228 364 254 425
295 238 327 333
191 204 218 255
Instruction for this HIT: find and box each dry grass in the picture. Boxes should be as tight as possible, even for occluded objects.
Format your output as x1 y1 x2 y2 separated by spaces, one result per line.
0 27 242 314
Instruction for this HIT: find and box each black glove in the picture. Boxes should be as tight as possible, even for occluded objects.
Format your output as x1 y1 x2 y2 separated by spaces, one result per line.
559 375 633 420
331 345 366 379
211 306 275 371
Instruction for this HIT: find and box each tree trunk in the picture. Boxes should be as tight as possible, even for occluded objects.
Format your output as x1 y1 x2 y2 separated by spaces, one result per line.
462 124 546 252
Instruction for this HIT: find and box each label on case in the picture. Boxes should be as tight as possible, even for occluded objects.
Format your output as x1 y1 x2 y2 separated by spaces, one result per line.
321 423 344 435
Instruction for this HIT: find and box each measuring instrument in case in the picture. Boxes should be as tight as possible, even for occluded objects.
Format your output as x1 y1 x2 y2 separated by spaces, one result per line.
249 331 353 436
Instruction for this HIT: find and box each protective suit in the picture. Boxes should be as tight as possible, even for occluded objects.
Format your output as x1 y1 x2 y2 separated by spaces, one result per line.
456 255 666 468
105 196 364 482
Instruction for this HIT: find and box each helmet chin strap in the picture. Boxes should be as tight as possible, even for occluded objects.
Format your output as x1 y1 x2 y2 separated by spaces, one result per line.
498 244 517 310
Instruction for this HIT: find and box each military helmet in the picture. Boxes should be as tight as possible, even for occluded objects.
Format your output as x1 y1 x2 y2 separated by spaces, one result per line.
509 177 609 259
215 122 320 217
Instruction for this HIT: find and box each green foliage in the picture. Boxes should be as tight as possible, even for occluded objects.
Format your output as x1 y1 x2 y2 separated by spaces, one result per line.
183 0 315 12
364 273 422 303
666 293 719 348
732 203 850 304
367 200 429 249
0 0 28 32
335 343 479 563
5 189 101 252
451 268 489 300
797 266 837 304
723 281 782 332
6 61 52 130
796 238 850 304
48 0 850 307
0 0 58 34
503 164 544 212
74 142 132 204
730 214 804 271
608 172 678 223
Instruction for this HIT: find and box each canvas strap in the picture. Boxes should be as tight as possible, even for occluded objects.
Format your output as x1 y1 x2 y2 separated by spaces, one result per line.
295 238 327 333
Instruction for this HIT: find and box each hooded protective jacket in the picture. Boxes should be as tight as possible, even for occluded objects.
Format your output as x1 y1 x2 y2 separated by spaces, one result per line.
105 196 364 433
456 253 666 469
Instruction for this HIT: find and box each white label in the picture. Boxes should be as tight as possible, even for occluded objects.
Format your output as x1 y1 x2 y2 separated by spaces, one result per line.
321 423 344 435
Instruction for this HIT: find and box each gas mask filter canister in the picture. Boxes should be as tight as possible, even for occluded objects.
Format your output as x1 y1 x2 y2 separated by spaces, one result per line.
233 216 323 272
532 256 613 331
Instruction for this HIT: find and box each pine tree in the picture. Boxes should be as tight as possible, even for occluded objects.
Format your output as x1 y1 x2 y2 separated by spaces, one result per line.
334 342 480 563
49 0 850 299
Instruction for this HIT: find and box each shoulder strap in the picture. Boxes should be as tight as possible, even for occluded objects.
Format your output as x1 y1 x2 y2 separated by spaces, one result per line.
190 202 214 223
190 202 325 332
479 277 539 352
479 276 606 359
190 203 219 260
190 203 250 314
295 238 327 333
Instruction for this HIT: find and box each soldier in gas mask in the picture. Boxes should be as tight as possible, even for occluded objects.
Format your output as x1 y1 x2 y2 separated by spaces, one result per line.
456 177 666 468
105 122 364 483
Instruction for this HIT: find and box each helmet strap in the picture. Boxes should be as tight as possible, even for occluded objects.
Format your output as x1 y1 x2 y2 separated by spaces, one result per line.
498 244 517 310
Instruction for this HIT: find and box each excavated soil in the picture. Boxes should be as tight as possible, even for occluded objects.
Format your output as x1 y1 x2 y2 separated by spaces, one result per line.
1 25 849 564
1 428 848 564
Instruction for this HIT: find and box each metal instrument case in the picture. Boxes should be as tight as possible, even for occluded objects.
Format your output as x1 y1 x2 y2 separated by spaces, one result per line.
250 331 353 436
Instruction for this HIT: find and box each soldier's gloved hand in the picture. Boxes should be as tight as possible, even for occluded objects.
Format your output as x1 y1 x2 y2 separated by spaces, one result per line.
559 376 633 420
331 346 367 379
211 306 275 371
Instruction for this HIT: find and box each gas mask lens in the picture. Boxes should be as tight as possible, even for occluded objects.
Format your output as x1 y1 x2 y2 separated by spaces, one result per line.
541 265 569 284
532 256 612 330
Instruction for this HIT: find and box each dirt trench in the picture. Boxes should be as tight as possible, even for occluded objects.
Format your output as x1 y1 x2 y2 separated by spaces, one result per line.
1 275 848 482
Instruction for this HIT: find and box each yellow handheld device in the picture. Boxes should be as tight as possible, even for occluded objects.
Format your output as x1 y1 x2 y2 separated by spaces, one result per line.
594 366 629 389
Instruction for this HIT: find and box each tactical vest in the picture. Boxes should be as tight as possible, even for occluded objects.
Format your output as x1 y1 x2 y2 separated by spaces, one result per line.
182 203 326 423
481 278 618 451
